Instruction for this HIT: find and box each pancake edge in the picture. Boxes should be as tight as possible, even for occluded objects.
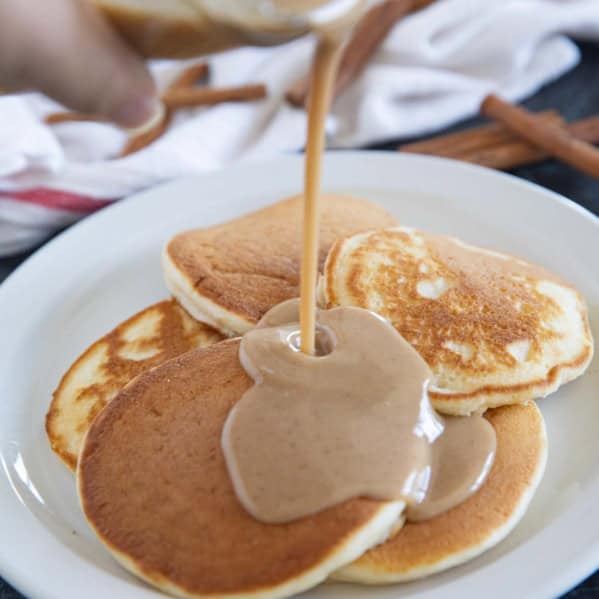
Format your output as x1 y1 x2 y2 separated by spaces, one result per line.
331 402 548 584
320 231 594 416
47 340 101 471
78 471 403 599
163 243 252 337
427 343 593 415
46 303 178 472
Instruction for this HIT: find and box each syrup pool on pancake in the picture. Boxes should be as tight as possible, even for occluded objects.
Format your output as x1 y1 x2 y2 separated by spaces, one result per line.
222 299 496 525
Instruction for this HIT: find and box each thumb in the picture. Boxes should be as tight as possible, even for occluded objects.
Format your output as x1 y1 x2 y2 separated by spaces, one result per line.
0 0 160 128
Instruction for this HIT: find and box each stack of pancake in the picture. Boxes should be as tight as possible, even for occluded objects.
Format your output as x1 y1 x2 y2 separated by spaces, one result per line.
47 193 593 598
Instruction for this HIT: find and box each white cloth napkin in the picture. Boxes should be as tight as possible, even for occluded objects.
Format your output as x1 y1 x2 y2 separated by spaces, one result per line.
1 0 598 256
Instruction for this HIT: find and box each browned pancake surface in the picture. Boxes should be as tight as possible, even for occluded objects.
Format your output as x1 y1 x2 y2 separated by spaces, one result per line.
323 228 593 413
47 300 224 470
165 194 397 327
78 339 392 596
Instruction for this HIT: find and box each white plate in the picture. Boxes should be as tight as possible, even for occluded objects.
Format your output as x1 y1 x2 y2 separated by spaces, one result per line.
0 152 597 599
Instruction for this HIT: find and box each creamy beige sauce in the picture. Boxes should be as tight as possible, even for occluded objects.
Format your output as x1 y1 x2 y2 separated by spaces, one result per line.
408 415 495 521
297 0 366 355
222 300 496 524
299 37 344 355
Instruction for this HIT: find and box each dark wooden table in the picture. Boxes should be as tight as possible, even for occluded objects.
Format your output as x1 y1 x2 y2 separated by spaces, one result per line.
1 41 598 599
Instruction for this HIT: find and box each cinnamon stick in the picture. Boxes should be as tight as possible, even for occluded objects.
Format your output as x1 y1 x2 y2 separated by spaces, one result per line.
566 115 599 144
45 112 111 125
286 0 436 108
459 115 599 169
399 111 599 171
46 83 267 125
169 62 210 90
400 110 561 157
457 139 550 169
163 84 267 109
481 94 599 179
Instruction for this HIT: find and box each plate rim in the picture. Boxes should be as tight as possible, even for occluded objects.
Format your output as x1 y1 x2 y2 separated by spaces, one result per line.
0 151 597 599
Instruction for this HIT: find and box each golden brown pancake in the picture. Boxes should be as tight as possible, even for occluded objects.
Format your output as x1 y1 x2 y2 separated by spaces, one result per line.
334 401 547 583
47 299 224 471
321 227 593 415
78 340 403 599
162 193 397 336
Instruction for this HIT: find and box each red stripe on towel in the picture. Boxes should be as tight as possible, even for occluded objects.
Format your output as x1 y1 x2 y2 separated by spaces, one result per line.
0 188 115 212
